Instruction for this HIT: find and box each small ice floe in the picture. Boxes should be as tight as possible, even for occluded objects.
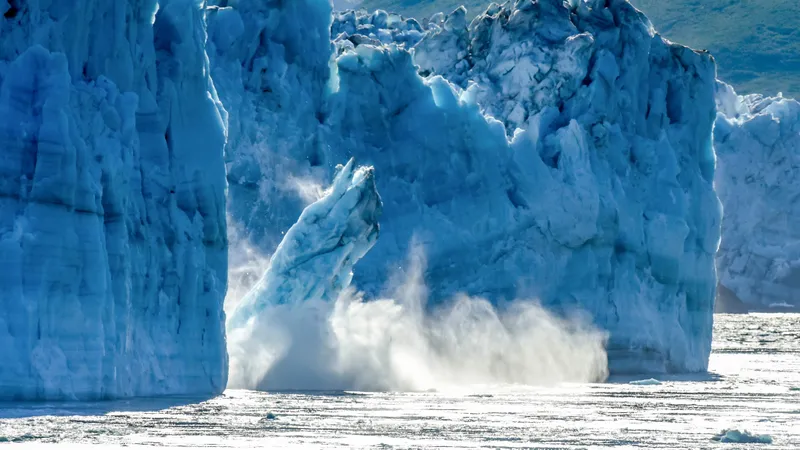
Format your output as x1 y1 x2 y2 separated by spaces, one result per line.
258 412 278 423
711 429 773 444
629 378 662 386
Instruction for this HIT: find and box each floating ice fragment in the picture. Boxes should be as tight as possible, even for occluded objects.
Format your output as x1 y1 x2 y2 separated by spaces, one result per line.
629 378 662 386
711 429 773 444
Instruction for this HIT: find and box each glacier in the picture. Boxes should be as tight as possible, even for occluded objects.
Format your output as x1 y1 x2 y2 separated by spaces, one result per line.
213 0 721 374
342 2 800 314
714 82 800 310
0 0 728 400
0 0 228 400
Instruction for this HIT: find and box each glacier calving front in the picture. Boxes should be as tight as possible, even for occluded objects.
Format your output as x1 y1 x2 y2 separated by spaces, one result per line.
715 83 800 309
0 0 725 399
213 0 721 374
0 0 228 400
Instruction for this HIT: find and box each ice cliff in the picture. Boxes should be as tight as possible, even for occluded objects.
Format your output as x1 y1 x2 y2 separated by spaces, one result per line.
0 0 725 398
715 83 800 309
212 0 721 374
0 0 228 400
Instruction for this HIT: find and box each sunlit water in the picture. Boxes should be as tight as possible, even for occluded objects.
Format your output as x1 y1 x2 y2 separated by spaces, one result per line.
1 314 798 449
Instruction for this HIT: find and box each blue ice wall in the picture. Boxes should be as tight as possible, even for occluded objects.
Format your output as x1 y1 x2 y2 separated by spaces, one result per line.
211 0 721 374
0 0 228 400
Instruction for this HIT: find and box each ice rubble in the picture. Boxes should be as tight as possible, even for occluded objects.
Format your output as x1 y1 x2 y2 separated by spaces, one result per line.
714 82 800 309
0 0 228 400
212 0 721 374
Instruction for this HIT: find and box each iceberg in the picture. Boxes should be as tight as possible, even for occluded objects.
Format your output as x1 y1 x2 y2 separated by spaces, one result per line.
214 0 721 374
714 82 800 309
0 0 228 400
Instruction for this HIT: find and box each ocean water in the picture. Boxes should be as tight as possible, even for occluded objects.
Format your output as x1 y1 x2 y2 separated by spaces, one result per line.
1 314 798 449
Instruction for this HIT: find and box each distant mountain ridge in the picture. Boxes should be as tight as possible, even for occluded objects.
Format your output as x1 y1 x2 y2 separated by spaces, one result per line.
354 0 800 98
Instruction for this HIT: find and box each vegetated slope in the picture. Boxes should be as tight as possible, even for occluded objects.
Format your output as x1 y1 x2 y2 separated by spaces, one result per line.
356 0 800 97
630 0 799 98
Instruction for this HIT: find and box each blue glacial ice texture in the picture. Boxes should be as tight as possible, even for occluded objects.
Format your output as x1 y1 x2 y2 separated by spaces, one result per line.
0 0 228 400
225 159 381 390
714 82 800 309
212 0 721 373
227 159 381 328
207 0 335 253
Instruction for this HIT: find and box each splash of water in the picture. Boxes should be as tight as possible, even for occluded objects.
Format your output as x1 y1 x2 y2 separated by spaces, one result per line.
226 250 609 391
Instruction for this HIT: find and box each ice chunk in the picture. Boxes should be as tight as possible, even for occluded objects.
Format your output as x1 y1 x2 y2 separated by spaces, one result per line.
629 378 662 386
227 159 381 327
711 429 773 444
226 160 381 389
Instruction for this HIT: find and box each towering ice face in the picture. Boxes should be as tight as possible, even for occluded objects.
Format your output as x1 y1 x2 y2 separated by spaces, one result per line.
215 0 720 373
0 0 228 400
207 0 334 253
715 82 800 309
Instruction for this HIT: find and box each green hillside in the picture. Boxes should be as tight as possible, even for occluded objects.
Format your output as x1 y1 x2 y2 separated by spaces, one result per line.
357 0 800 97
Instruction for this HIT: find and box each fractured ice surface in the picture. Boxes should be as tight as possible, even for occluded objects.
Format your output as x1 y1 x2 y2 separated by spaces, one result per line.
0 0 727 398
213 0 721 374
225 160 382 389
227 159 381 328
715 82 800 309
0 0 228 400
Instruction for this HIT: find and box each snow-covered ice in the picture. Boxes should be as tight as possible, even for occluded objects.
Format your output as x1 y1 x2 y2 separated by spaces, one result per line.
0 0 228 400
